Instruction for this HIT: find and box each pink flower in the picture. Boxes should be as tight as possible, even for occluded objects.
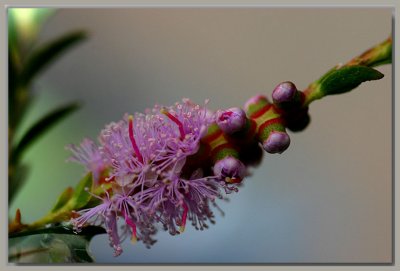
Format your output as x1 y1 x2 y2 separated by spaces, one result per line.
68 98 237 256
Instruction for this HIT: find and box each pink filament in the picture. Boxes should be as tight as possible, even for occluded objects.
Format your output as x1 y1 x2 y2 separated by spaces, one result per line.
123 209 137 243
128 116 144 163
162 109 185 140
179 202 188 233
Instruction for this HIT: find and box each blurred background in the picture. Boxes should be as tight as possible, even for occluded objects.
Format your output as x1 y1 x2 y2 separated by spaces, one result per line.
9 8 392 263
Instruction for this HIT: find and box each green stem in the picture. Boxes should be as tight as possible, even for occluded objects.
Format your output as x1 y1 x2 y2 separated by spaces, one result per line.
26 202 75 231
345 36 392 68
11 179 108 234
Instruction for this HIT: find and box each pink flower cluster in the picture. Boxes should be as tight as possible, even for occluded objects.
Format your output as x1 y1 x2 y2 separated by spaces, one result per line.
67 99 233 256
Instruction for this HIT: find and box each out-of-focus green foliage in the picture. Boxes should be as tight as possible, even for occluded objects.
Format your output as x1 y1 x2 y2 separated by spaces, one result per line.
8 173 110 263
8 8 85 204
8 8 53 52
9 224 106 263
11 102 81 164
7 9 103 262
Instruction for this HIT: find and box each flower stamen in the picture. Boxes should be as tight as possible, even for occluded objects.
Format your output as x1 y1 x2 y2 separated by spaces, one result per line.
123 209 137 244
128 115 144 163
179 202 188 233
161 108 185 140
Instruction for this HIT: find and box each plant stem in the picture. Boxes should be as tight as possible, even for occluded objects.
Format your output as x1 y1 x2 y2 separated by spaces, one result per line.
22 202 75 232
345 36 392 67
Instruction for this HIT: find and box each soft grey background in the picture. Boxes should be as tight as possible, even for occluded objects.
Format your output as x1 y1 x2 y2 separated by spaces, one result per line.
9 8 392 263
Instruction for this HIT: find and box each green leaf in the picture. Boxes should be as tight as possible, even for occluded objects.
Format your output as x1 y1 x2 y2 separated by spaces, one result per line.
11 102 80 163
318 65 384 96
8 164 29 204
9 224 106 263
50 187 74 213
20 30 87 85
70 173 93 210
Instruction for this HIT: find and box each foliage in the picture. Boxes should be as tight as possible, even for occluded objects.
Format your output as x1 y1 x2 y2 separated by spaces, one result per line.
8 8 85 204
7 8 105 263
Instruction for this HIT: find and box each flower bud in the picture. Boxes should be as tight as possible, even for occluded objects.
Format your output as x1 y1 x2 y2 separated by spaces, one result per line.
262 131 290 154
272 81 298 104
213 156 246 184
216 107 247 134
271 81 311 132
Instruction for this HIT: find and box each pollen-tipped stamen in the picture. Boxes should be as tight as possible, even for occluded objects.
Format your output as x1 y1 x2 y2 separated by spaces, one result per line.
128 115 144 163
161 108 185 140
130 224 137 244
179 202 189 233
123 209 138 244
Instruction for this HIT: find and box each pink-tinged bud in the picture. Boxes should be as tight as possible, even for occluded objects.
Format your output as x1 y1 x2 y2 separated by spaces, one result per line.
216 107 247 134
262 131 290 154
272 81 297 104
213 156 246 184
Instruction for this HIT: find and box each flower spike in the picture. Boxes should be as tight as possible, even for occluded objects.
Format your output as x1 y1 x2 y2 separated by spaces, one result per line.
64 36 390 257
